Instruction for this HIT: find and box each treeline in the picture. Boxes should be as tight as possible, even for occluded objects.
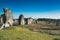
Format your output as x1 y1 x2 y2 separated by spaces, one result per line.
37 18 60 23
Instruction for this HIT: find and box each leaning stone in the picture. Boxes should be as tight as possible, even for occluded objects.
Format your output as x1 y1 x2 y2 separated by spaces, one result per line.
3 8 13 27
0 8 13 29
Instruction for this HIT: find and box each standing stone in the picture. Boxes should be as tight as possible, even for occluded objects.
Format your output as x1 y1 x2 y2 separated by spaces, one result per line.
26 17 33 24
19 14 25 25
3 8 13 27
0 8 13 29
26 18 30 24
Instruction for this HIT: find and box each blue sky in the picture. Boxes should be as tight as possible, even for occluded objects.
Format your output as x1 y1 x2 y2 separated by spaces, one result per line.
0 0 60 19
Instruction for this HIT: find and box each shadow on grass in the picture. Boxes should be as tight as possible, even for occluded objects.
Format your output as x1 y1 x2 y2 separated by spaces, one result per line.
40 27 60 30
54 38 60 40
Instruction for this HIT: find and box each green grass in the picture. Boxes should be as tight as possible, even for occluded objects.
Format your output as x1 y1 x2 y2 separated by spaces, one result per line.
0 26 59 40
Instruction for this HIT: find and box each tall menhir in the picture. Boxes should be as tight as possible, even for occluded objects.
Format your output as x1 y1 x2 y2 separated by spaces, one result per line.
2 8 13 27
19 14 25 25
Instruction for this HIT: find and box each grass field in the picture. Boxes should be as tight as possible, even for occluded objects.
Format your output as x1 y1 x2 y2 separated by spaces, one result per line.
0 26 59 40
24 23 60 36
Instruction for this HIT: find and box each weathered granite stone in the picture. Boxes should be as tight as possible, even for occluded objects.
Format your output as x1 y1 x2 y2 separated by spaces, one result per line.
3 8 13 27
0 8 13 29
19 14 25 25
4 8 13 27
26 17 33 24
